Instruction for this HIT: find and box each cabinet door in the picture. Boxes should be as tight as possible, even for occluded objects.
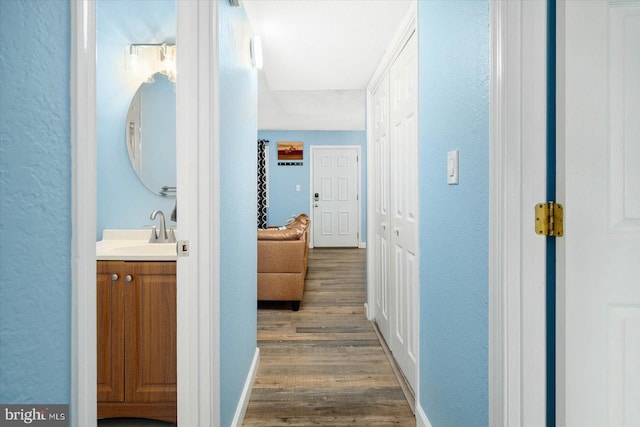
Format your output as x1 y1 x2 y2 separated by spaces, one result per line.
97 261 125 402
124 262 177 402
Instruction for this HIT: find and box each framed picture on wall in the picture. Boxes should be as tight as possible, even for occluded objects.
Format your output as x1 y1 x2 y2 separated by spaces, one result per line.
277 142 303 160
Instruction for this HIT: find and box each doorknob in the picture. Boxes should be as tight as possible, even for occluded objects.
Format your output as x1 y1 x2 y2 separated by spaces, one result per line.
314 203 319 207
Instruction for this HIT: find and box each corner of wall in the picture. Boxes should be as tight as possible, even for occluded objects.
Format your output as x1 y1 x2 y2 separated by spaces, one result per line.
416 403 434 427
230 348 260 427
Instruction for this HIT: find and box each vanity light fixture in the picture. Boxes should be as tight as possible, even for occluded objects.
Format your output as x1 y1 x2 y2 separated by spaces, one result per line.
250 36 263 69
128 45 140 72
127 43 176 83
127 45 155 83
160 44 176 82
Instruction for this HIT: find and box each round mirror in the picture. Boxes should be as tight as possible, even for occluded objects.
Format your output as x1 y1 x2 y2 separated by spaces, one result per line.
125 72 176 197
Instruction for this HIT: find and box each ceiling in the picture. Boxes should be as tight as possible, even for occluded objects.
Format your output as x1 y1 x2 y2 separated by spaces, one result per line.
242 0 413 130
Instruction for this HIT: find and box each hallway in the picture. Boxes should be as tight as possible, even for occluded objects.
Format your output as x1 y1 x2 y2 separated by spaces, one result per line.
243 248 415 426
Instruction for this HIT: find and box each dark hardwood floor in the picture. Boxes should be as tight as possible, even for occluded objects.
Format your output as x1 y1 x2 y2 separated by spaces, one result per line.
243 248 415 426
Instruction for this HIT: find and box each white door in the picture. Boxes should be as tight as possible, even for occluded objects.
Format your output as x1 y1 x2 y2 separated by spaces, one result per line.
372 74 392 341
557 1 640 425
311 147 360 247
388 32 418 391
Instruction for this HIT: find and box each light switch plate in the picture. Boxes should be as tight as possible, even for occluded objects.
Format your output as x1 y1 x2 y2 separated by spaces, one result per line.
447 150 459 185
296 184 301 192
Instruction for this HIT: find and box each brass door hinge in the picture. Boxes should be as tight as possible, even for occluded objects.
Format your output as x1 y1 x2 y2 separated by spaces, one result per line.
535 202 564 237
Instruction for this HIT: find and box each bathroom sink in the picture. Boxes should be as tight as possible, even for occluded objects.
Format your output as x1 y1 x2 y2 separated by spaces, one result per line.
97 230 177 261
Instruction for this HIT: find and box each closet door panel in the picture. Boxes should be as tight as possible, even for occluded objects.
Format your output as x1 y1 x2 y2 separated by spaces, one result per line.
389 32 418 391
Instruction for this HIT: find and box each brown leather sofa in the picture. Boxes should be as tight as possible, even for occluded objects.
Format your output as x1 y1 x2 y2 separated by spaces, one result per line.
257 214 310 311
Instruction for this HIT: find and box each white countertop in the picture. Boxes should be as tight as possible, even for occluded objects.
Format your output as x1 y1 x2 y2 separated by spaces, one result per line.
97 229 177 261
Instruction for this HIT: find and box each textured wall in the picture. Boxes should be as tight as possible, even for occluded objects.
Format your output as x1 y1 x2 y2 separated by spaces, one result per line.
418 1 490 426
96 0 176 239
0 0 71 403
257 130 367 243
219 2 259 425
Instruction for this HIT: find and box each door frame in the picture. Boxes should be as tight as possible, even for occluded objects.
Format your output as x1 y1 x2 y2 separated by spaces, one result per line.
308 145 362 249
70 1 97 424
71 0 549 425
488 0 548 426
70 1 221 426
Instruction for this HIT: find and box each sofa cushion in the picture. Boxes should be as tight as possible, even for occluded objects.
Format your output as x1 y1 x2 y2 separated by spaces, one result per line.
258 227 303 241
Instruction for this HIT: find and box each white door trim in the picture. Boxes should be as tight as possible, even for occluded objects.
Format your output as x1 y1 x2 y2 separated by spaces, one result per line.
70 1 97 425
176 1 220 425
365 85 374 321
308 145 362 249
368 2 417 97
489 1 547 426
70 1 220 425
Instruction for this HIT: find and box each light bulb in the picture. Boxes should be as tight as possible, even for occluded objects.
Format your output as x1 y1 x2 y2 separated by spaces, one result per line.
128 45 139 72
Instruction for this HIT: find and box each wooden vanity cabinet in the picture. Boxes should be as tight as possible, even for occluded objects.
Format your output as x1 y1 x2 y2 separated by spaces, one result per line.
97 261 177 423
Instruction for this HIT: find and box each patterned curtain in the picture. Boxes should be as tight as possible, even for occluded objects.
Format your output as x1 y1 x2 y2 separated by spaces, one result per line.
257 139 268 228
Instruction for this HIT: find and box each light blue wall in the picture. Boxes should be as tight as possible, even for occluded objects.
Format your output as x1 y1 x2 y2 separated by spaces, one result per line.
96 0 176 239
418 1 489 426
0 0 71 403
219 2 258 425
258 130 367 243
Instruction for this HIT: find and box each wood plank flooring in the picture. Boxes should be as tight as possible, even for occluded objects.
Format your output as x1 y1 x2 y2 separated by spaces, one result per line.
243 248 415 426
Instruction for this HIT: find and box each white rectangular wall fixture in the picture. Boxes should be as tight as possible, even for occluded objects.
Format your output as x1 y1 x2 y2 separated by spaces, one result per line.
447 150 459 184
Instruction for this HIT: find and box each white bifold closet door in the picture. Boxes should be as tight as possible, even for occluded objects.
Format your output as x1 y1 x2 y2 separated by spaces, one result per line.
371 32 418 392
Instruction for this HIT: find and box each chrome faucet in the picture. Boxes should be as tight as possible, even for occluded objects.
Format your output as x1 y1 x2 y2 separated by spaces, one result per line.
149 209 175 243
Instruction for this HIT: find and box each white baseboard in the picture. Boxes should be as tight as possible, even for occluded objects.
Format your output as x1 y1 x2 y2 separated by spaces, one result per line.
416 403 433 427
231 347 260 427
359 242 367 248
